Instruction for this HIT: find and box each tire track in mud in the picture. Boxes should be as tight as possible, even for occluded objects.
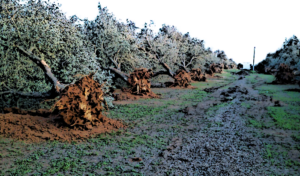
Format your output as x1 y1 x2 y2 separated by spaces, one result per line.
152 78 275 175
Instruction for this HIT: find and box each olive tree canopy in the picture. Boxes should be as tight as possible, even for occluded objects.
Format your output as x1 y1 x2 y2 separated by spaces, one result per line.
0 0 113 109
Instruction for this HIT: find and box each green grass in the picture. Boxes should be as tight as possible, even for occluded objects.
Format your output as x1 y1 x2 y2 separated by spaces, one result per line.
191 80 225 90
254 80 300 130
245 73 275 84
180 90 207 101
245 73 300 173
226 69 240 73
267 106 300 130
247 119 264 128
106 104 168 122
257 84 300 102
191 70 237 90
292 133 300 142
262 144 300 169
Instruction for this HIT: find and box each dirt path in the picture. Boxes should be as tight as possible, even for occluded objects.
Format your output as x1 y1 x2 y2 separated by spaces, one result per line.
166 74 299 175
155 77 270 175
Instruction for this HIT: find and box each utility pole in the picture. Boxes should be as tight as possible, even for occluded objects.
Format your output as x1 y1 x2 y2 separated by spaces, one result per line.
253 46 256 71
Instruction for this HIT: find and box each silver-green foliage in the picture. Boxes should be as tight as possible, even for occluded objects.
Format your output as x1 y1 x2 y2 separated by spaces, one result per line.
0 0 113 109
136 24 210 72
82 5 140 73
259 35 300 70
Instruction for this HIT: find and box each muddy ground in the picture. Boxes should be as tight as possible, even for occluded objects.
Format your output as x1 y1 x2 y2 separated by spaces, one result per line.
0 70 300 175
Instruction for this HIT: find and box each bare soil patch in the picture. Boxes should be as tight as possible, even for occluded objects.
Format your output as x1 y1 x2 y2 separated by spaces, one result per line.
0 113 125 143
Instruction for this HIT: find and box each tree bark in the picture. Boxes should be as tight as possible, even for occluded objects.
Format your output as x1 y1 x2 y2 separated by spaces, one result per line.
160 62 175 77
0 41 67 98
102 66 129 82
15 44 67 92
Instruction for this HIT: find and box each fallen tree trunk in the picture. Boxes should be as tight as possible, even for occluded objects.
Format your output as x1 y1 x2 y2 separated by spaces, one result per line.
0 41 68 99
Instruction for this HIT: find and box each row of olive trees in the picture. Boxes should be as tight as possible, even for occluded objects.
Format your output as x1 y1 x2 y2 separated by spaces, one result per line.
255 35 300 73
81 3 232 84
0 0 236 110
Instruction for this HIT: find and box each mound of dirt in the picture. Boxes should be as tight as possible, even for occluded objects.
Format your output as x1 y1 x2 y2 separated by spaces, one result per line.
220 86 248 102
113 88 159 101
238 76 245 80
273 63 295 84
232 70 250 76
189 68 206 82
53 73 107 129
113 68 160 101
0 113 125 143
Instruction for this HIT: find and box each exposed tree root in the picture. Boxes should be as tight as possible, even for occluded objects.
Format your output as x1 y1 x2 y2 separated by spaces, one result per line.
273 63 295 84
113 68 160 101
53 73 107 129
189 68 206 82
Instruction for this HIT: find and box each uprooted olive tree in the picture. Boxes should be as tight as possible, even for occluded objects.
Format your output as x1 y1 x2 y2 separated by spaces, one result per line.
0 0 114 127
255 35 300 76
80 5 158 98
82 7 210 97
135 24 210 86
273 63 295 84
81 3 238 93
254 36 300 86
202 50 237 76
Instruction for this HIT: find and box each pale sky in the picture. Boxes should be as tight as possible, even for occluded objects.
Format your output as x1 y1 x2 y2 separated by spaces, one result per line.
23 0 300 69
